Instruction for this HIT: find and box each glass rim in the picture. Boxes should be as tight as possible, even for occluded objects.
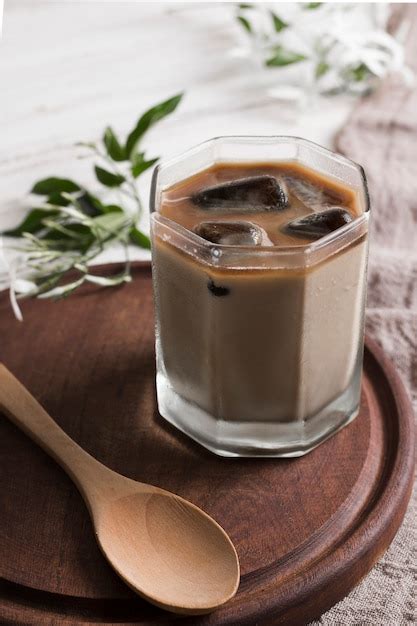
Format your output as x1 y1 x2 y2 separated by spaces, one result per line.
150 135 370 265
154 135 366 189
151 212 369 269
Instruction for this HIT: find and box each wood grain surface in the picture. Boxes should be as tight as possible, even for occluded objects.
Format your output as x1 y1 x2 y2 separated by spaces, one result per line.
0 263 414 625
0 364 240 615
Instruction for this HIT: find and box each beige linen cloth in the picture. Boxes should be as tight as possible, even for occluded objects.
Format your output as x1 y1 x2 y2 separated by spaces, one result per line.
313 5 417 625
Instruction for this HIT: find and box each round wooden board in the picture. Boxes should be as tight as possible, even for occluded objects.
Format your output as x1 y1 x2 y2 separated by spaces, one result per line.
0 262 414 626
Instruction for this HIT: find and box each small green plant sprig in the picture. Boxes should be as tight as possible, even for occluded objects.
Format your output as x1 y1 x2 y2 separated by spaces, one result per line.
2 93 183 309
236 3 314 70
235 3 412 96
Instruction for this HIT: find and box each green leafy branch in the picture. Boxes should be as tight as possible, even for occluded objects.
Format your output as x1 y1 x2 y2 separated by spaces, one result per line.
234 3 411 96
2 93 183 310
235 3 369 87
236 3 313 68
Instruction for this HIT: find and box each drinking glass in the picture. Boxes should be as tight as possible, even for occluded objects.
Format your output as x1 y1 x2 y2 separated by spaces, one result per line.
150 136 370 457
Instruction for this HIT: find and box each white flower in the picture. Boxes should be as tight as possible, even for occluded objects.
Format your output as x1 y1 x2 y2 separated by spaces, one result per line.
236 2 413 96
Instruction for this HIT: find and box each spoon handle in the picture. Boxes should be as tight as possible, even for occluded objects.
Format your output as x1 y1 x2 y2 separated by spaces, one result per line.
0 363 113 504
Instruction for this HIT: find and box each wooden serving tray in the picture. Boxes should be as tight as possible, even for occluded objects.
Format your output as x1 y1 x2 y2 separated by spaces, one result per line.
0 262 414 625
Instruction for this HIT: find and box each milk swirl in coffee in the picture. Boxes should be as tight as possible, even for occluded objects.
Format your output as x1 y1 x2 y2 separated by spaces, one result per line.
151 149 369 457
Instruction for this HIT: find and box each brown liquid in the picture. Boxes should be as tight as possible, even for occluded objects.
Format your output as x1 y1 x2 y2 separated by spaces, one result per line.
160 161 361 246
152 162 368 430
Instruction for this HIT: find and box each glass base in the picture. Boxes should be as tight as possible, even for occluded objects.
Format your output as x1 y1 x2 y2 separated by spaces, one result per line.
156 372 360 458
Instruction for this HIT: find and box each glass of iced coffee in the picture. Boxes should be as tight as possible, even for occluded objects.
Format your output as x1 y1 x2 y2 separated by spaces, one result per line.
150 137 370 457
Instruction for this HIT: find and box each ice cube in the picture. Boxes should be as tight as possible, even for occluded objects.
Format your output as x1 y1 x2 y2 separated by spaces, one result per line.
192 176 288 211
284 176 343 209
283 208 353 240
194 221 272 246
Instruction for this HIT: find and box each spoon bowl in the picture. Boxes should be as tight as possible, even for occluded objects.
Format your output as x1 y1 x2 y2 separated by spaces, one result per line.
0 364 240 614
96 490 239 613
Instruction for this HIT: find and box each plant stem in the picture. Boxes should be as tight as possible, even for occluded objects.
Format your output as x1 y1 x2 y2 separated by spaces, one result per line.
93 146 144 218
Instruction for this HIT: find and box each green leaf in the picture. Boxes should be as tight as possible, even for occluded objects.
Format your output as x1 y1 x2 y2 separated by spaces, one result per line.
76 141 97 150
315 61 330 78
41 222 95 254
237 15 252 33
47 191 71 207
61 223 93 238
266 46 307 67
44 221 93 239
3 208 59 237
101 204 124 214
94 166 125 187
304 2 322 8
350 63 370 82
31 178 81 195
77 191 104 216
103 126 126 162
270 11 288 32
91 212 131 241
238 3 253 8
92 213 130 229
125 93 183 158
129 226 151 249
42 220 87 240
131 154 159 178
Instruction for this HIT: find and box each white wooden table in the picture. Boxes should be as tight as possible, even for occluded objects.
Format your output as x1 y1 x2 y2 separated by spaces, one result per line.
0 1 355 264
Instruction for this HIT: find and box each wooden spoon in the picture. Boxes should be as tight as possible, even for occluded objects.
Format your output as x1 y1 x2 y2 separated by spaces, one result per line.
0 364 240 614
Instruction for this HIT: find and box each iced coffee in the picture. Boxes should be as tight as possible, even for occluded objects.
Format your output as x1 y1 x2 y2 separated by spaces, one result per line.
150 137 370 457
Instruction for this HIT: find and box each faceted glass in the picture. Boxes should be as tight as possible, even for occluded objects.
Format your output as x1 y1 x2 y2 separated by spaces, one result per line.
150 136 370 457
